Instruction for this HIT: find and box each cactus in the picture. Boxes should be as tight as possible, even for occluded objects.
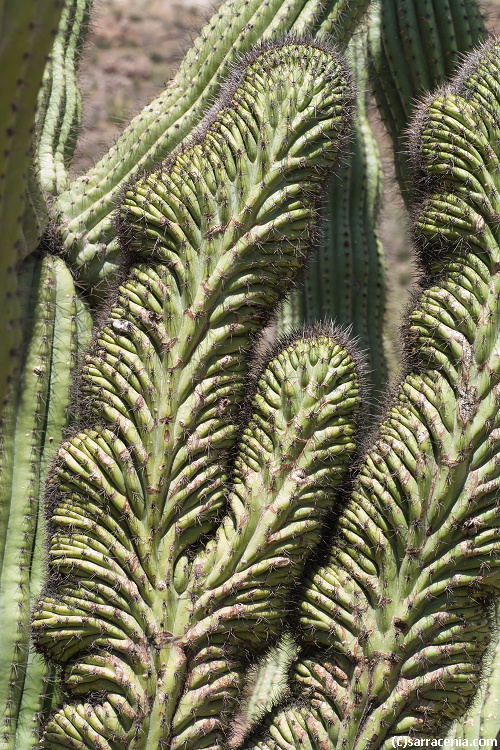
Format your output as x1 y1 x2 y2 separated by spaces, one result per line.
5 0 500 748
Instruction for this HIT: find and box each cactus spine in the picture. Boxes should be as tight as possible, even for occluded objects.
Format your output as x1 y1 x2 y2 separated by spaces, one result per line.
368 0 486 203
244 35 500 748
0 0 64 412
53 0 371 292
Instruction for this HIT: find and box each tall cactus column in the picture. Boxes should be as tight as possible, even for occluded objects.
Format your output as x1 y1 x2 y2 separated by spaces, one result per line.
31 40 358 750
0 0 64 413
0 256 92 750
281 28 388 408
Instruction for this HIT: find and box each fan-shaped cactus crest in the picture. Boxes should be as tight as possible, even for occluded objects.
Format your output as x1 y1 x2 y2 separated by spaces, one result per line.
2 0 500 749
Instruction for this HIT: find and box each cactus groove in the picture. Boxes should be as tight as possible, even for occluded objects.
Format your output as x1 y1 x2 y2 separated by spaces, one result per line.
0 255 92 749
281 28 388 407
368 0 487 203
3 0 500 746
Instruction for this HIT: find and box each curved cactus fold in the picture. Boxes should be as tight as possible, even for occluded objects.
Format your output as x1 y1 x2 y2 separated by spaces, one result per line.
52 0 370 291
446 599 500 741
244 34 500 749
31 40 362 749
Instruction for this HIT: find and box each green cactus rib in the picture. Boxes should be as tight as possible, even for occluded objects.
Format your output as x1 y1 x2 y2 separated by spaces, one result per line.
368 0 486 204
36 0 93 196
53 0 369 291
0 254 91 750
245 37 500 749
281 28 388 407
31 41 355 749
0 0 64 416
446 599 500 741
36 326 361 750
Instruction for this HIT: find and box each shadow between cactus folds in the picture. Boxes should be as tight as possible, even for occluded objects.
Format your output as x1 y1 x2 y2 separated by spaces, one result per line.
31 39 362 750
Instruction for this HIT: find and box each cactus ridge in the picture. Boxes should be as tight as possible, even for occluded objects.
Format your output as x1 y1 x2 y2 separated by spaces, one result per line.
446 599 500 740
53 0 370 291
0 0 65 411
31 41 360 749
0 254 92 750
243 35 500 749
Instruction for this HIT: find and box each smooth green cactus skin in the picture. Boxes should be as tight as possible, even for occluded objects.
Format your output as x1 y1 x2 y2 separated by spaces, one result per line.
280 28 388 407
0 0 64 415
53 0 370 292
31 42 361 749
369 0 486 204
244 35 500 750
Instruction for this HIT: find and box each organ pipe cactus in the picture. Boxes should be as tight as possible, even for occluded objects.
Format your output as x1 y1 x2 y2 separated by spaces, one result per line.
3 0 500 748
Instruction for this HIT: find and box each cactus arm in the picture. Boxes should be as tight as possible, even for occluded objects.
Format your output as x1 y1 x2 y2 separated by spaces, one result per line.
53 0 370 292
169 329 362 750
32 40 354 749
369 0 487 204
0 0 64 414
282 30 388 407
36 0 93 196
246 37 500 748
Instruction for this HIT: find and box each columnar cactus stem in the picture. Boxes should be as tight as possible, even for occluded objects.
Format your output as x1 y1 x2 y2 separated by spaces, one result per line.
281 28 388 406
0 255 92 749
32 40 358 749
244 35 500 748
0 0 64 412
3 0 500 745
36 0 93 196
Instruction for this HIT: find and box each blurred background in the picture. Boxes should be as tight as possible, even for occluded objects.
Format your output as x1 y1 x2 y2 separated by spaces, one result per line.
71 0 500 353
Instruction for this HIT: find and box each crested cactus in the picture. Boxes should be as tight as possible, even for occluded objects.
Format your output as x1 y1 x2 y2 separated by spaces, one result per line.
5 0 500 748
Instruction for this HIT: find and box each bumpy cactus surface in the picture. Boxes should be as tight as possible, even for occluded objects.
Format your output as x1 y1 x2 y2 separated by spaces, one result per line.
3 0 500 748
